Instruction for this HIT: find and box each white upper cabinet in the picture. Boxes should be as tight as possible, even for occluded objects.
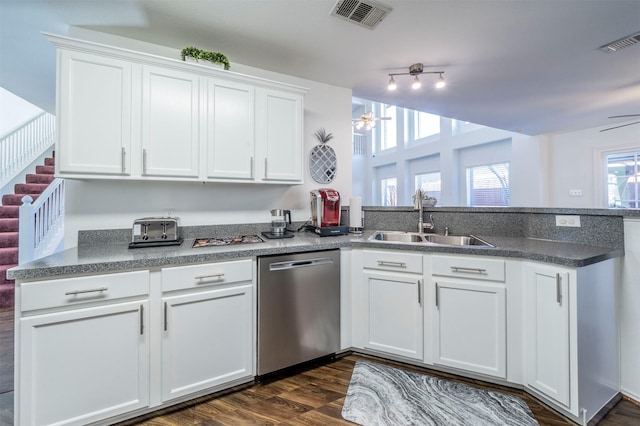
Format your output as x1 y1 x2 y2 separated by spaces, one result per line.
256 89 304 182
57 50 132 176
48 34 307 184
141 66 201 178
206 79 255 179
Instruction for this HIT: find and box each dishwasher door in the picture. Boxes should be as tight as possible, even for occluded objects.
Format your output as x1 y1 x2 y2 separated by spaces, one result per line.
257 249 340 376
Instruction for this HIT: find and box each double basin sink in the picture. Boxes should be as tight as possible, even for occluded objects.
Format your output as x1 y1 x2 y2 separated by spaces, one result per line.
368 231 495 248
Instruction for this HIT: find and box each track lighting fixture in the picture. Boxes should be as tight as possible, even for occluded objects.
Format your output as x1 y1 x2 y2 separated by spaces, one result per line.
387 63 446 91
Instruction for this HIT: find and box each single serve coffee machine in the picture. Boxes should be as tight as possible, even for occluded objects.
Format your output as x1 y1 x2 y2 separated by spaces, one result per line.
310 188 349 236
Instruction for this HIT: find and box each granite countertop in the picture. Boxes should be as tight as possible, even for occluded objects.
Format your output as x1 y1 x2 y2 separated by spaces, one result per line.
8 230 623 281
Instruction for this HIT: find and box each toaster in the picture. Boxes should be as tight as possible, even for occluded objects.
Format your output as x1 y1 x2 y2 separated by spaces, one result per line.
130 217 182 248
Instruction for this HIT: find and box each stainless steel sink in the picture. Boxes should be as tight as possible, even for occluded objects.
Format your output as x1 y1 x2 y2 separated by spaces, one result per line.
370 231 425 243
368 231 494 247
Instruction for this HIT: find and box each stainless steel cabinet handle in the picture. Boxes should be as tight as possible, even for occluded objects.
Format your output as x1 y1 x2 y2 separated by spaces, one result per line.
264 158 268 179
65 287 108 296
377 261 407 268
143 149 148 174
121 147 126 173
195 273 225 281
450 266 487 274
164 302 168 331
418 280 422 305
250 156 254 179
435 283 439 308
139 305 144 335
556 273 562 304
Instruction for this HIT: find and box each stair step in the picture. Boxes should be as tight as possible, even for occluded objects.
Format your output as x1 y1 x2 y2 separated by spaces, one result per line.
2 194 39 206
44 157 55 166
26 174 55 184
0 264 16 283
0 219 19 233
14 183 49 194
0 232 19 248
0 283 15 308
0 248 18 266
0 206 19 218
35 165 54 175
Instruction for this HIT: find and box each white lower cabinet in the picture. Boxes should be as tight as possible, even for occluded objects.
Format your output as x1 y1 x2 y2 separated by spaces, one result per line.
161 283 254 401
432 279 506 378
17 271 150 426
360 250 423 360
430 255 506 378
522 260 619 423
523 263 570 407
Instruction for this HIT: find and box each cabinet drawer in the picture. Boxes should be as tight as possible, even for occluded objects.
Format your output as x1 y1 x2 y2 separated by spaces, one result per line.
162 259 253 292
362 250 423 274
432 255 505 282
20 270 150 312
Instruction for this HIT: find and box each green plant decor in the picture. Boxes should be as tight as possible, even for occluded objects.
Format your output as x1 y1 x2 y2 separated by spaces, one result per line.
180 46 230 70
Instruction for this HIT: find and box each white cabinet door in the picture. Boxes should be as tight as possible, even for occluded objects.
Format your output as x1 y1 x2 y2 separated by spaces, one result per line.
206 79 255 179
362 271 423 360
58 50 131 176
141 66 201 178
256 89 303 182
19 301 149 426
432 279 506 378
162 283 254 401
523 263 570 407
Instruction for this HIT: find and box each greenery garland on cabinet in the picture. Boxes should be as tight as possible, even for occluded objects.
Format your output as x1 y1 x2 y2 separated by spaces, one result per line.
180 46 230 70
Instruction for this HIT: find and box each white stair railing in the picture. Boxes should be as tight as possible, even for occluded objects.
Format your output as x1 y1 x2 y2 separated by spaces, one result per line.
19 178 65 265
0 112 55 188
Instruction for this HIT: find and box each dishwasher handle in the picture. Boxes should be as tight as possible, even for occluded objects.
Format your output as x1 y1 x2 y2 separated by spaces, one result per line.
268 257 334 271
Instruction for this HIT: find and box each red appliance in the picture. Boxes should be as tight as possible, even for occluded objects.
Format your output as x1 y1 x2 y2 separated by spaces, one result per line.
311 189 341 227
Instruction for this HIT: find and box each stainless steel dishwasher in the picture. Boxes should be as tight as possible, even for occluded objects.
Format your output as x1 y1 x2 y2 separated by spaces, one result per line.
257 249 340 376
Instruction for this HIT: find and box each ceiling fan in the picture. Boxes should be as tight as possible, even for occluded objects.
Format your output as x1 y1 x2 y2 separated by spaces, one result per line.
352 112 391 131
600 115 640 132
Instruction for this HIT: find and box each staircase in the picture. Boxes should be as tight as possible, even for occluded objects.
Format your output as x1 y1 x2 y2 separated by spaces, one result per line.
0 154 55 308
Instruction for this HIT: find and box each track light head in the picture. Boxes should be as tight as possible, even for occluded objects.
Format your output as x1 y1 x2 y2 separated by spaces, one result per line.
411 75 421 89
435 73 446 89
388 76 397 91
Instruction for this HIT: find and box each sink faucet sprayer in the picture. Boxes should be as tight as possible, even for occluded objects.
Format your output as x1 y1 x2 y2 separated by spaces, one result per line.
414 189 435 233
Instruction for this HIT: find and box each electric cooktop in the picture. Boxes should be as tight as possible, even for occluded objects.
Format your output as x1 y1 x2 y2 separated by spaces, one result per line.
192 235 264 248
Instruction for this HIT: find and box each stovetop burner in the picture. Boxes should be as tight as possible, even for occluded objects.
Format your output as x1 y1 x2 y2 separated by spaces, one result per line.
192 234 264 248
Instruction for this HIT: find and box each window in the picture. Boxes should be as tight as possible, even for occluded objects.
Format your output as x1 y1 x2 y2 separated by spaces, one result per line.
380 177 397 206
607 152 640 208
414 111 440 140
415 172 441 201
466 163 510 206
379 105 397 150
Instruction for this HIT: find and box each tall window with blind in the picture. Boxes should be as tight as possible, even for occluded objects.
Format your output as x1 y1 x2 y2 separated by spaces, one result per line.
466 163 510 206
415 172 441 201
607 152 640 208
380 177 397 206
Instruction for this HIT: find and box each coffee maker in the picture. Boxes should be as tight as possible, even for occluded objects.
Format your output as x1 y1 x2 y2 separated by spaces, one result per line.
310 189 349 236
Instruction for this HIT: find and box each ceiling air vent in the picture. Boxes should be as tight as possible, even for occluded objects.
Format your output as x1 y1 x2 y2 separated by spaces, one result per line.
600 31 640 53
330 0 392 30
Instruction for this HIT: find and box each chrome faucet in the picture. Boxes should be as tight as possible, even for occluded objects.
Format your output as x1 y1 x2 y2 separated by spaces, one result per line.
414 189 435 233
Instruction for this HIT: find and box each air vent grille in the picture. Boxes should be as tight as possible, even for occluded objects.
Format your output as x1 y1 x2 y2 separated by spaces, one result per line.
600 32 640 53
331 0 392 30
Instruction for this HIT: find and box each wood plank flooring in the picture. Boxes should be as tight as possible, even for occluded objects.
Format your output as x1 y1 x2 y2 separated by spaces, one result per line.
116 354 640 426
1 305 639 425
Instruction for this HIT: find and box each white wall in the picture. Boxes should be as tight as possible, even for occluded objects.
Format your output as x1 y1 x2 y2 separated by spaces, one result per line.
548 120 640 208
62 29 352 246
0 87 43 137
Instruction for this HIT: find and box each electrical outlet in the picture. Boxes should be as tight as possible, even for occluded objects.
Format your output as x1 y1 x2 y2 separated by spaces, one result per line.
555 215 581 227
569 189 583 196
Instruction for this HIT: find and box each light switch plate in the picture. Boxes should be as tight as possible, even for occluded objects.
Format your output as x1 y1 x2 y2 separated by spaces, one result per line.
555 215 581 227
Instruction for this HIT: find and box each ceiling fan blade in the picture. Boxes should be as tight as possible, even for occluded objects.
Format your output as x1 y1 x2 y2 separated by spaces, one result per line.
600 121 640 132
608 114 640 118
371 117 392 121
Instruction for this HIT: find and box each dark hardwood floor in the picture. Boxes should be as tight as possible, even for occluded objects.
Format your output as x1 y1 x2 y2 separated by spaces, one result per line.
1 305 639 425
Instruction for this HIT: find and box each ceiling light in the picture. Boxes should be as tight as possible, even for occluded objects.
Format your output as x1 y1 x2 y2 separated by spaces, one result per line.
388 76 397 91
386 63 445 91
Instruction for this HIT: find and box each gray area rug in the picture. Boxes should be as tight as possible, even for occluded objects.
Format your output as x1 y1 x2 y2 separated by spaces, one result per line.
342 360 539 426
